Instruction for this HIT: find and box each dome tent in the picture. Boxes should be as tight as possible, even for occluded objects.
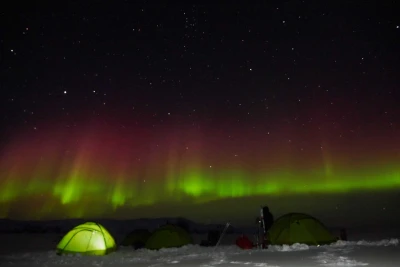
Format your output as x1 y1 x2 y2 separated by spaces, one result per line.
121 228 152 249
56 222 116 255
145 224 193 250
267 213 337 246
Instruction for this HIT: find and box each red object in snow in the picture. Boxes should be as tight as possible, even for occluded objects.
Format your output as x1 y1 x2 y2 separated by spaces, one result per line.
236 235 253 249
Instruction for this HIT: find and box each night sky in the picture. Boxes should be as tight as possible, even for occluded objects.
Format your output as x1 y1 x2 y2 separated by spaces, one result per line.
1 1 400 226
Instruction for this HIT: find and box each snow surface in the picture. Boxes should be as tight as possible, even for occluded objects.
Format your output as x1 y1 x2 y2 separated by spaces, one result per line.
0 233 399 267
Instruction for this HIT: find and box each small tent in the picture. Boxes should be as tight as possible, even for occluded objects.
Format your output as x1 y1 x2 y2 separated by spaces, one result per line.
56 222 116 255
267 213 337 246
145 224 192 250
121 229 152 249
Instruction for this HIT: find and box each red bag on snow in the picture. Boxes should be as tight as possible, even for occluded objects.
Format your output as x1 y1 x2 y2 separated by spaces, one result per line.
236 235 253 249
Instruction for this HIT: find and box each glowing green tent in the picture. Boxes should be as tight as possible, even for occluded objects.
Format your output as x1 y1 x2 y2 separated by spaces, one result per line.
121 228 151 249
56 222 116 255
145 224 192 250
267 213 337 246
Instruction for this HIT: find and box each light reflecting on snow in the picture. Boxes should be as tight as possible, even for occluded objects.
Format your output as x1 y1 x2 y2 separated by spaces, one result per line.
0 236 399 266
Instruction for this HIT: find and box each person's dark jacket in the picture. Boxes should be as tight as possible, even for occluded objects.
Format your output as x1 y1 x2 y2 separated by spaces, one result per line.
262 206 274 231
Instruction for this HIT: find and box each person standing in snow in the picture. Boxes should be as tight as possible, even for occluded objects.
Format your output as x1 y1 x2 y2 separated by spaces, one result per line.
256 206 274 248
261 206 274 248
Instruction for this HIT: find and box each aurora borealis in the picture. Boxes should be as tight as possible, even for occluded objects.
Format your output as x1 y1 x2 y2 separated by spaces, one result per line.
0 115 399 221
2 2 399 225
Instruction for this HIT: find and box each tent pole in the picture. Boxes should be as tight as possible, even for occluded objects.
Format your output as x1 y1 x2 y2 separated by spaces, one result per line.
213 222 231 251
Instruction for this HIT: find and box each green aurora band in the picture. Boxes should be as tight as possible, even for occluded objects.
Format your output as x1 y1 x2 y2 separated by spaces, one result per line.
0 123 399 219
1 163 399 217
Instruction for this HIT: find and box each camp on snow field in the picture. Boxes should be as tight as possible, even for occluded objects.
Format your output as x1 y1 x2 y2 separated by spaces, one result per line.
56 222 116 255
54 213 336 256
267 213 337 246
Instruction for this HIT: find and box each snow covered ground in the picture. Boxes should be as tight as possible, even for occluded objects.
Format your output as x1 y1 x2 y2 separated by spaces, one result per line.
0 232 399 266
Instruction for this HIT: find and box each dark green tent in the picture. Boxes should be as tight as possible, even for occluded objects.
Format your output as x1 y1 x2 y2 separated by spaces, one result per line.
121 229 151 249
267 213 337 245
145 224 192 250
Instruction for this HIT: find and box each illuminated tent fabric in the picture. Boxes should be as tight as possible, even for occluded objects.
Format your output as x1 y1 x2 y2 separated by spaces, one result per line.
56 222 116 255
145 224 193 250
121 229 151 249
267 213 337 246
